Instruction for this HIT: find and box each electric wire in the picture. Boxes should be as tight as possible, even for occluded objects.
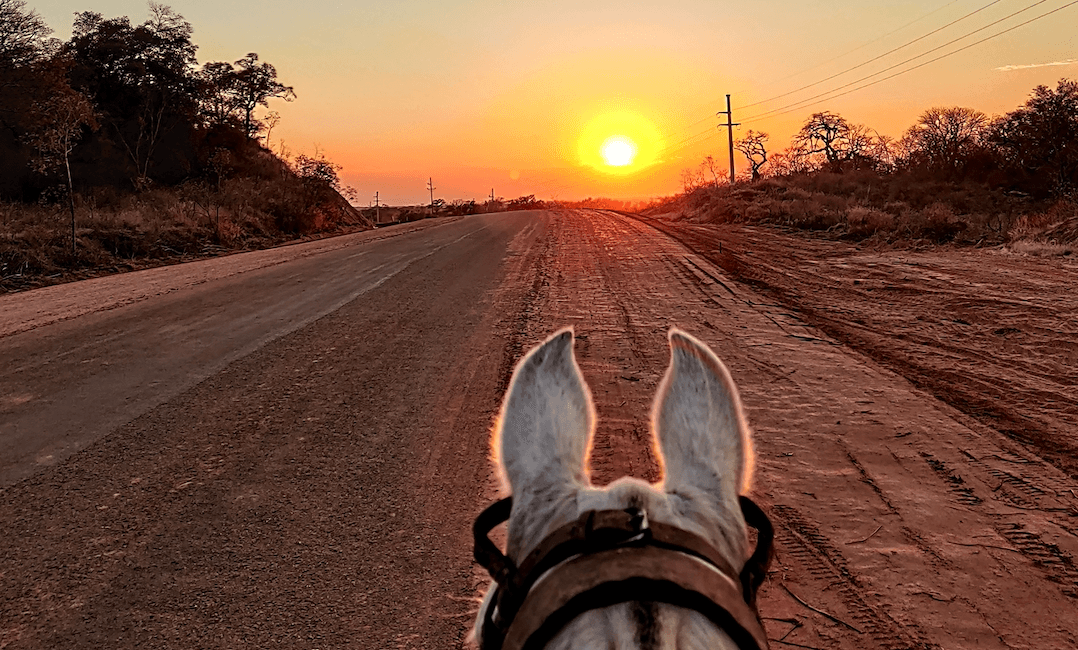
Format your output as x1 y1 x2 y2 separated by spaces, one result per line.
740 0 1077 125
738 0 1007 111
659 0 1077 161
665 0 983 139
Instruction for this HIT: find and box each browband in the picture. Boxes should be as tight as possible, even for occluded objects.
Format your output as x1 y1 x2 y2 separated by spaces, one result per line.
473 496 774 650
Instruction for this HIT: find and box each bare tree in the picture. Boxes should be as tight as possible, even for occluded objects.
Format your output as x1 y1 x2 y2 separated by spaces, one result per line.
0 0 51 69
261 110 280 149
680 166 706 193
701 155 722 186
903 106 989 175
794 112 852 171
867 132 897 172
735 130 769 180
24 88 97 253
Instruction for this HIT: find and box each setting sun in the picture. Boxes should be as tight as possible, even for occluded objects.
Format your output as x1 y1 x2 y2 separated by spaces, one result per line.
600 136 637 167
576 110 664 176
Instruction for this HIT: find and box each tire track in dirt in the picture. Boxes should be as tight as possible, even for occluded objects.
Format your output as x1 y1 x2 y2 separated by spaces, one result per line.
772 504 935 650
598 210 1078 648
636 216 1078 481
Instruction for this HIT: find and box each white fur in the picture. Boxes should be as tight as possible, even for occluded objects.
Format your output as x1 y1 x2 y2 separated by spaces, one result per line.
476 328 755 650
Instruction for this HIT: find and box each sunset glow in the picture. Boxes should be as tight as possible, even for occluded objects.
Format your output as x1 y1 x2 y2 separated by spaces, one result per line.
26 0 1078 203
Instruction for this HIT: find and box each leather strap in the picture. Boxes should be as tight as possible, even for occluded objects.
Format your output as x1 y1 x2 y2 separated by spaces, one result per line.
501 546 770 650
473 496 774 650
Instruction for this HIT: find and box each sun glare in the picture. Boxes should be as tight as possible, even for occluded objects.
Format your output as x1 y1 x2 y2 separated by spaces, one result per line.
577 110 663 175
600 136 637 167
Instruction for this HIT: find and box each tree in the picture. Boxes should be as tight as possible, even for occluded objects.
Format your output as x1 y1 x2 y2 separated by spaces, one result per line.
735 130 769 180
0 0 51 69
24 87 97 252
794 112 852 171
990 79 1078 196
65 5 199 187
0 0 54 125
231 53 295 138
197 60 241 129
902 106 989 176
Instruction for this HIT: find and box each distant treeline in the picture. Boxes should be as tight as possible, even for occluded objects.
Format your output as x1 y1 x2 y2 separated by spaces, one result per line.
666 79 1078 247
684 79 1078 198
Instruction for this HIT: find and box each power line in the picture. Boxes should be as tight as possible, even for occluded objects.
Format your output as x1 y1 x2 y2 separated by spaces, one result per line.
739 0 1007 111
741 0 1059 124
659 0 1078 162
767 0 963 85
741 0 1078 126
660 0 975 143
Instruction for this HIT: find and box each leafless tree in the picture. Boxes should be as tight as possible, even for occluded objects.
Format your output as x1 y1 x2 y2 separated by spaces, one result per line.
701 155 722 186
680 167 706 193
867 132 897 172
0 0 51 68
735 130 769 180
262 110 280 150
24 88 97 252
794 112 852 171
903 106 989 175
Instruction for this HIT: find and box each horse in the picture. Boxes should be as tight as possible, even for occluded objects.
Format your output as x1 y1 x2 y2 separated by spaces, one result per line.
471 328 772 650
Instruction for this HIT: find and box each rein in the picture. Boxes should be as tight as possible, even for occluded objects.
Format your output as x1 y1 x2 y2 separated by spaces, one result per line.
473 496 774 650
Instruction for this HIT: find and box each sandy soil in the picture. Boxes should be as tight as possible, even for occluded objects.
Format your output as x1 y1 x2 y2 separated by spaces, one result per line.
643 218 1078 481
2 209 1076 649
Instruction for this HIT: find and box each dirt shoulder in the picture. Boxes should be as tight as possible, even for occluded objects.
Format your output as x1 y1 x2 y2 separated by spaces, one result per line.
0 217 460 340
641 216 1078 481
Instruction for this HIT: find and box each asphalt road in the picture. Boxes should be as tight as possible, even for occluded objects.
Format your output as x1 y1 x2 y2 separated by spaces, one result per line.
2 209 1076 649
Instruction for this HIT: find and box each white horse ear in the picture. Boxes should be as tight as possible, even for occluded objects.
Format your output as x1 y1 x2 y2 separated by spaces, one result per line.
495 328 595 520
652 330 754 510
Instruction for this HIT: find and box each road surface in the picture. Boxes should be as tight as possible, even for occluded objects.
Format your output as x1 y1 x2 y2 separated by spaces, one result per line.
2 209 1076 649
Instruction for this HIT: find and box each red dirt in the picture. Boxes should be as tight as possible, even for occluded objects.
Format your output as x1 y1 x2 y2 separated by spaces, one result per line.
2 209 1077 649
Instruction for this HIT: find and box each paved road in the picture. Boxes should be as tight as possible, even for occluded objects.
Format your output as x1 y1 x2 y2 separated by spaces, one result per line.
2 209 1076 649
0 215 526 486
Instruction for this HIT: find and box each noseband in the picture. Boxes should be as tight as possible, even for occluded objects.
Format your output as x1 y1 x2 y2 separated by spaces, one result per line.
473 496 774 650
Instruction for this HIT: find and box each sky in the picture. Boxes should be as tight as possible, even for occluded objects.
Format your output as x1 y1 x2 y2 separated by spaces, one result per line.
30 0 1078 204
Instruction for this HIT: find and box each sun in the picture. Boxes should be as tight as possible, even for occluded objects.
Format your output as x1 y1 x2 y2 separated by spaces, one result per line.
577 110 663 175
600 135 637 167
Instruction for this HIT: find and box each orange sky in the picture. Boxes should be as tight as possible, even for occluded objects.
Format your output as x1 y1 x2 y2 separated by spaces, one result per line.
37 0 1078 204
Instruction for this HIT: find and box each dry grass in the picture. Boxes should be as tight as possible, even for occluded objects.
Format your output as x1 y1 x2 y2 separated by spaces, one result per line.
1 178 372 293
650 171 1077 248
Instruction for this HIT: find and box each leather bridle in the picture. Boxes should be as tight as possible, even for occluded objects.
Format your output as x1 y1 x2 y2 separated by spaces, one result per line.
473 495 774 650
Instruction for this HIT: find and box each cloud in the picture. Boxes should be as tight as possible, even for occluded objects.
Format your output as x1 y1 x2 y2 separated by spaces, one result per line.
995 58 1078 72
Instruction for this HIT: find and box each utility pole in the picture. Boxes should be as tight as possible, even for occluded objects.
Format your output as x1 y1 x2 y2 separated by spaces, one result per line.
427 177 436 215
373 191 380 224
716 94 740 184
490 188 495 203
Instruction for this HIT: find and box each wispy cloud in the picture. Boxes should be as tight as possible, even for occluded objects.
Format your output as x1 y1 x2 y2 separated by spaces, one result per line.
995 58 1078 72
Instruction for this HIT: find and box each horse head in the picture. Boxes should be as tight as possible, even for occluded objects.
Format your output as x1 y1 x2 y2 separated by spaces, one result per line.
473 328 769 650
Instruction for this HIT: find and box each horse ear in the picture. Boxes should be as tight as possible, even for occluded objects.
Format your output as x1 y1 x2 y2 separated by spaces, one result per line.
494 328 594 522
652 330 753 510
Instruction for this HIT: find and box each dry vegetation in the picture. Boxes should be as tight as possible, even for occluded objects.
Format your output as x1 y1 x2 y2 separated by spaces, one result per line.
0 163 372 292
651 80 1078 256
648 171 1078 253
